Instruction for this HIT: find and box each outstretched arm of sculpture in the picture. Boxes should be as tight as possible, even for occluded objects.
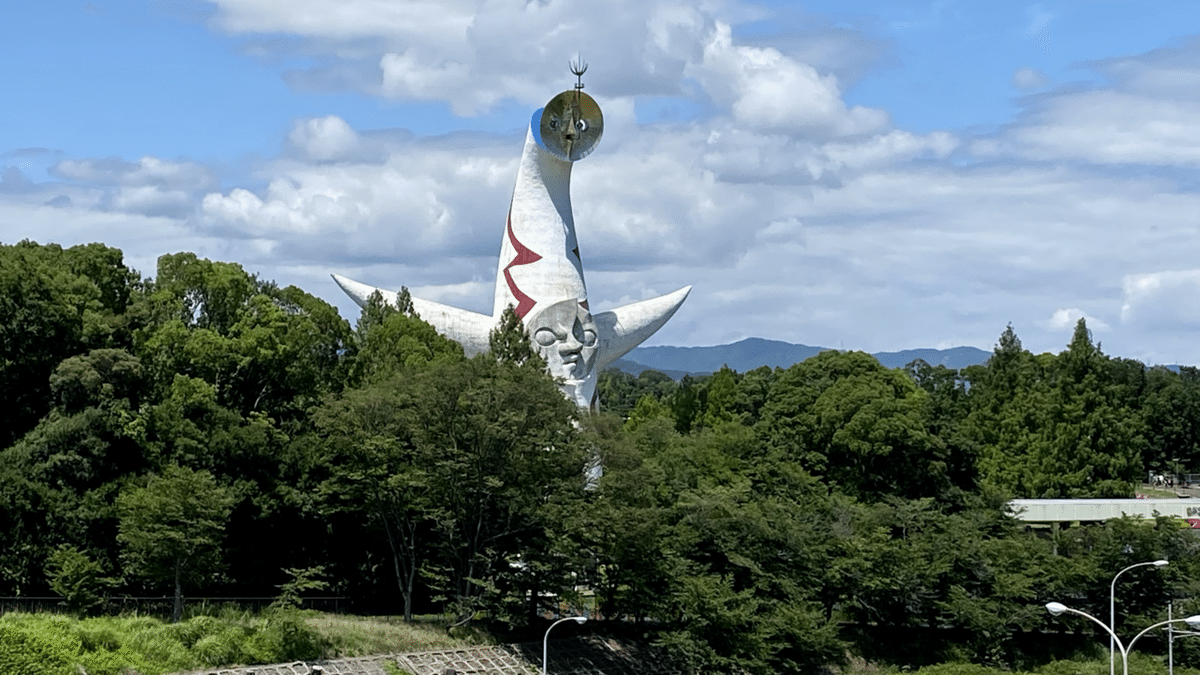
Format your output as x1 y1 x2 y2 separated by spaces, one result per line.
331 273 495 356
592 286 692 370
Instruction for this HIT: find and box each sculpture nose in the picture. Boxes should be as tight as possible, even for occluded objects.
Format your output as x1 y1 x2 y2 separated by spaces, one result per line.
560 333 582 353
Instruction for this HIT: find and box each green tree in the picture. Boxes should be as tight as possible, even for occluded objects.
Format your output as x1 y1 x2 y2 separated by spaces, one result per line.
0 241 142 447
698 365 740 429
964 325 1052 496
116 465 235 622
1032 319 1143 496
758 350 951 501
350 290 462 384
271 565 329 610
45 545 118 616
488 304 544 369
596 368 679 418
314 378 434 622
316 354 584 624
1141 366 1200 476
967 321 1143 497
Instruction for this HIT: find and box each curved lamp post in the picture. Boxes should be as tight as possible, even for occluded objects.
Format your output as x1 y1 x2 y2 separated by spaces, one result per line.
1111 560 1169 675
543 615 587 675
1047 602 1200 675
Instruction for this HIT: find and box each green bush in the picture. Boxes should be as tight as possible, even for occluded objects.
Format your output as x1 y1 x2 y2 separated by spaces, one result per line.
0 622 75 675
244 610 330 663
194 625 253 667
914 663 1007 675
45 545 118 616
160 614 224 649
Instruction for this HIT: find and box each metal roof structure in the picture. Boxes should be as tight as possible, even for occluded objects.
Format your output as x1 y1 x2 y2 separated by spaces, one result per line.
1009 498 1200 525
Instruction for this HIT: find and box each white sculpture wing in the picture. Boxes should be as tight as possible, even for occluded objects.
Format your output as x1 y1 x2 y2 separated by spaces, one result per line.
593 286 691 370
331 274 494 356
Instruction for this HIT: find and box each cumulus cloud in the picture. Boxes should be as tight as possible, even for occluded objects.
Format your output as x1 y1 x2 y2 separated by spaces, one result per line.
212 0 718 114
286 115 383 162
690 22 889 136
1121 270 1200 329
747 25 897 91
1043 308 1110 331
11 1 1200 365
198 136 519 264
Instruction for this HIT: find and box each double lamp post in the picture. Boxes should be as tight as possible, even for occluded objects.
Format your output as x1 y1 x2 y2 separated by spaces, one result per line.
1047 559 1200 675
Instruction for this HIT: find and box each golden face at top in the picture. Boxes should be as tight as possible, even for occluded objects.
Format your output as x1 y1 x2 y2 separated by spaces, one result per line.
537 90 604 162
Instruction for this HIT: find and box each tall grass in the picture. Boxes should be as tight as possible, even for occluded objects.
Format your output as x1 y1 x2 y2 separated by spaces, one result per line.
0 608 481 675
846 653 1200 675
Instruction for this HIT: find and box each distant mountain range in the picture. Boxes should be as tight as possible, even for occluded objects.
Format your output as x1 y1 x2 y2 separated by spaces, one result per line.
609 338 992 379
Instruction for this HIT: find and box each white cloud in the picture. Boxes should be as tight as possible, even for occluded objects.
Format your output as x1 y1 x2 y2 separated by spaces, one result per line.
690 22 889 136
11 3 1200 367
997 91 1200 166
1043 308 1110 331
1121 270 1200 328
111 186 195 219
1011 67 1048 90
51 156 217 190
287 115 372 162
212 0 718 114
1090 36 1200 101
977 40 1200 167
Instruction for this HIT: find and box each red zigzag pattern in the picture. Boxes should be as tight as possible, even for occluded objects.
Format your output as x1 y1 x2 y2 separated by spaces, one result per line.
503 213 542 318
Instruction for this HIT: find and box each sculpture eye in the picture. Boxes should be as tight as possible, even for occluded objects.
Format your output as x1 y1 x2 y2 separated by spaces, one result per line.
575 119 588 132
533 328 558 347
582 329 596 347
549 118 559 130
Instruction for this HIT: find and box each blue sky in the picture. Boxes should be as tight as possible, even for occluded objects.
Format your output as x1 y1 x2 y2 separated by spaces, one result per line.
3 0 1200 364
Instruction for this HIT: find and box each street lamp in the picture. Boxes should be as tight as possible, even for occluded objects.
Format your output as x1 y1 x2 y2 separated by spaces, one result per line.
1046 602 1200 675
544 614 585 672
1111 560 1169 675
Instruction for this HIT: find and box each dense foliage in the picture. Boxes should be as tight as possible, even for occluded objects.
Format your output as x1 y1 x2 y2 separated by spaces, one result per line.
6 240 1200 674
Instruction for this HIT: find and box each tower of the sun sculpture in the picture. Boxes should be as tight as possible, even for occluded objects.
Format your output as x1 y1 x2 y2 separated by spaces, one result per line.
333 64 690 409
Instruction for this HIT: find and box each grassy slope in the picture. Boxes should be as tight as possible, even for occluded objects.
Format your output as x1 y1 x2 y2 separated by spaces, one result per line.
7 610 1200 675
0 610 482 675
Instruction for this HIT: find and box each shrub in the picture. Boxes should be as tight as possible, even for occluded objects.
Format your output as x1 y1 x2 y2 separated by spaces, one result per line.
0 622 75 675
193 625 253 667
914 663 1007 675
244 610 330 663
45 545 118 616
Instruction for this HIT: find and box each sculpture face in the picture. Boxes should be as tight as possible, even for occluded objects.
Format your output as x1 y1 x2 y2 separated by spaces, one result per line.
527 298 598 406
537 90 604 162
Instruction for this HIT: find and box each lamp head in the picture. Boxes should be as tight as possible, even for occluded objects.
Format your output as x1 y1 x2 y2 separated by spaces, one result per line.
572 616 587 624
1186 615 1200 629
1154 560 1169 567
1046 602 1068 616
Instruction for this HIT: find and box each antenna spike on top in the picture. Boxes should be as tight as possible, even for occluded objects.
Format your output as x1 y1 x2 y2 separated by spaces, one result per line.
570 56 587 90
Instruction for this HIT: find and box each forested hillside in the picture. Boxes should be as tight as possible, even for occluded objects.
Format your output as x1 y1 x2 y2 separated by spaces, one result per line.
5 240 1200 674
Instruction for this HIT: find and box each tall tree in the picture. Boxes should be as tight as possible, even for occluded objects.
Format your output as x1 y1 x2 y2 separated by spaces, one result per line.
967 320 1142 497
116 465 234 623
0 241 142 447
758 350 951 501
